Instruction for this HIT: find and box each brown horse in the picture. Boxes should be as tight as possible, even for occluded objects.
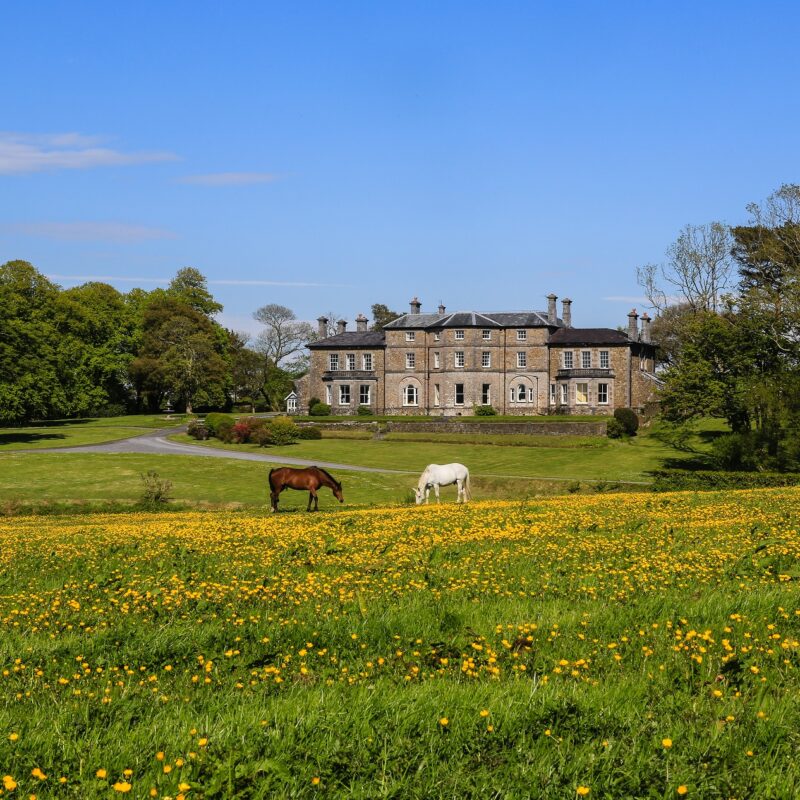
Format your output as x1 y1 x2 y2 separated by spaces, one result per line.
268 466 344 512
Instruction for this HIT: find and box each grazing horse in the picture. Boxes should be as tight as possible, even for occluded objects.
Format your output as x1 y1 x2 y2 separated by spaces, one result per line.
414 463 471 505
268 466 344 512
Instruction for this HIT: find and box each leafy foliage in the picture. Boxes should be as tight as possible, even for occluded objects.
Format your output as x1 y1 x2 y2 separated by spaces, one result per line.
613 408 639 436
310 403 331 416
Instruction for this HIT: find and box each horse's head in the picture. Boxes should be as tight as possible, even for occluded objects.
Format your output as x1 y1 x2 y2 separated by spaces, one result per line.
333 483 344 504
413 487 424 505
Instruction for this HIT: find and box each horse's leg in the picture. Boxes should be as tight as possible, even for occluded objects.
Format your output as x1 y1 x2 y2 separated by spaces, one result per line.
307 488 318 511
456 479 462 503
424 487 429 504
435 484 440 504
270 489 279 512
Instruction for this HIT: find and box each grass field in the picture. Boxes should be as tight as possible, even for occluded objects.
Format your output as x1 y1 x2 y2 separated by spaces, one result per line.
0 415 186 451
1 489 799 797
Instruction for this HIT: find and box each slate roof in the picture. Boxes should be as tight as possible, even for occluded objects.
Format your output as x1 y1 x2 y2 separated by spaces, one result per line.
548 328 633 346
383 310 558 329
307 331 386 349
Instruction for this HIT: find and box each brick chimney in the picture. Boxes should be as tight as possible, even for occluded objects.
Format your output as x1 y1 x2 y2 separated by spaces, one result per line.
627 309 639 340
409 297 421 314
438 302 446 315
337 319 347 335
317 316 329 339
640 312 651 343
355 313 368 332
561 298 572 328
546 293 558 325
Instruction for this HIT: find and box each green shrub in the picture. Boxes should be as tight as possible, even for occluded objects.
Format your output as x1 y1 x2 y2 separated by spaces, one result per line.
298 426 323 440
215 419 235 443
269 416 300 445
650 470 800 492
710 432 762 471
357 405 372 416
186 419 209 440
310 403 331 416
606 418 625 439
474 405 497 416
139 471 173 505
614 408 639 436
204 412 235 436
250 426 274 447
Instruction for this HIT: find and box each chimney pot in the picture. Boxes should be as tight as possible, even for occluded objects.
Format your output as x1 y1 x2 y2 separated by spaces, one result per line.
317 316 329 339
438 302 446 315
640 312 651 343
337 319 347 335
561 298 572 328
409 296 421 314
355 313 368 332
546 293 558 325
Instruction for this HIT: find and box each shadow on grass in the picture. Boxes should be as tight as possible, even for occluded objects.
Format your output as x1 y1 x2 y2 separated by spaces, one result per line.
0 432 67 446
657 453 717 471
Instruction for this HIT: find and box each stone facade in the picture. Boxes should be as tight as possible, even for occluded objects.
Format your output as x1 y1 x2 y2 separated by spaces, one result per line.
301 298 660 416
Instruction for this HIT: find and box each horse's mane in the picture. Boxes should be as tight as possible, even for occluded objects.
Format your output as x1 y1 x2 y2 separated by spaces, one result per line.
315 466 341 488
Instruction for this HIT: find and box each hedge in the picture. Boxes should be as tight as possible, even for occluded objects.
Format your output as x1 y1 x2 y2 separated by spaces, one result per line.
651 470 800 492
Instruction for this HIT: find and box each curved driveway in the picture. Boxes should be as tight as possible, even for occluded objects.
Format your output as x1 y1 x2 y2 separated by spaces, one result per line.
37 427 414 475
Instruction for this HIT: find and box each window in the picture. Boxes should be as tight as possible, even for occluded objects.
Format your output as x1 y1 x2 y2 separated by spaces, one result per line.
598 383 609 404
455 351 465 368
576 383 589 404
286 395 297 413
481 384 491 404
563 351 574 369
454 383 464 405
517 329 527 340
433 331 441 341
481 351 491 368
455 330 464 340
406 352 415 369
363 353 373 370
581 351 591 369
518 382 528 402
329 354 339 370
599 350 609 369
482 329 491 340
560 383 568 404
549 384 556 404
433 351 440 369
509 386 515 403
339 385 351 405
517 351 527 368
359 385 371 405
434 384 440 407
405 331 415 342
325 385 332 404
346 353 356 371
403 385 418 406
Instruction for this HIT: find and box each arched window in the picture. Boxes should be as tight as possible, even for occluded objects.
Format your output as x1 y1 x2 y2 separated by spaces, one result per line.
403 385 418 406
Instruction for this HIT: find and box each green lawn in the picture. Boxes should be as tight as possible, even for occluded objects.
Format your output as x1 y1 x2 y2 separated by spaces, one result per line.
0 415 187 450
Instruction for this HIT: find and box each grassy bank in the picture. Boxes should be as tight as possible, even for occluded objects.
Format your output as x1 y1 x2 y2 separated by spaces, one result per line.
1 490 799 796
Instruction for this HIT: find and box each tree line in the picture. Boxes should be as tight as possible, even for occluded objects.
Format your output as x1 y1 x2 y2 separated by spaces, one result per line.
639 183 800 471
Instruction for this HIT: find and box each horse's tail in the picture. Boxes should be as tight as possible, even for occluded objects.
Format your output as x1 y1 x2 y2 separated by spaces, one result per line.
464 470 472 501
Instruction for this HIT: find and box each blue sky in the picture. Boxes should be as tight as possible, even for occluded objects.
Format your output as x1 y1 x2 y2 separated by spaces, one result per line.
2 1 799 335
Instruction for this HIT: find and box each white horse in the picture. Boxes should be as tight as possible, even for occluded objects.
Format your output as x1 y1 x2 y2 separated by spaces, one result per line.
414 463 471 505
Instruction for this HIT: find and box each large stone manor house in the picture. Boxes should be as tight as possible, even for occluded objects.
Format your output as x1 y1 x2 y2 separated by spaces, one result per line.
293 295 659 416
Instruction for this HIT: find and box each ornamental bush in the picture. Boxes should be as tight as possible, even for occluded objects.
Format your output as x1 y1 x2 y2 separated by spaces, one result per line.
613 408 639 436
204 412 235 436
357 405 373 416
186 419 209 440
606 418 625 439
474 405 497 416
298 426 323 440
269 416 300 445
310 403 331 416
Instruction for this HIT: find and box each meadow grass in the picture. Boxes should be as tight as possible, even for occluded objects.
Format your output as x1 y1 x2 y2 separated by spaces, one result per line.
0 489 798 797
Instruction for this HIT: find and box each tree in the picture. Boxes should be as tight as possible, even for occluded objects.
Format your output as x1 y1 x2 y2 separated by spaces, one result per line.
167 267 223 316
227 330 264 411
370 303 402 331
637 222 733 313
252 304 314 367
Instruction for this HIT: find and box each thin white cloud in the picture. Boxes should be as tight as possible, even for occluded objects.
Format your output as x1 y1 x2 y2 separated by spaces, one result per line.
3 222 177 242
177 172 279 186
0 132 177 175
41 274 352 288
209 279 352 288
47 274 169 284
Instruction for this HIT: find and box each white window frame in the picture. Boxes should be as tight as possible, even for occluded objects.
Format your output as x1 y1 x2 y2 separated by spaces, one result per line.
346 353 356 371
549 384 556 404
599 350 609 369
563 351 574 369
581 350 591 369
518 383 528 403
359 384 371 405
455 330 465 340
339 384 351 405
509 386 516 403
517 329 527 340
597 383 609 405
482 329 491 340
481 351 491 368
405 331 415 342
455 351 465 368
329 353 339 370
454 383 465 405
576 382 589 405
481 383 491 405
286 396 297 413
517 351 527 368
560 383 568 404
325 385 332 404
406 352 415 369
434 352 440 369
363 353 373 370
434 384 440 407
433 331 441 341
403 385 419 406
